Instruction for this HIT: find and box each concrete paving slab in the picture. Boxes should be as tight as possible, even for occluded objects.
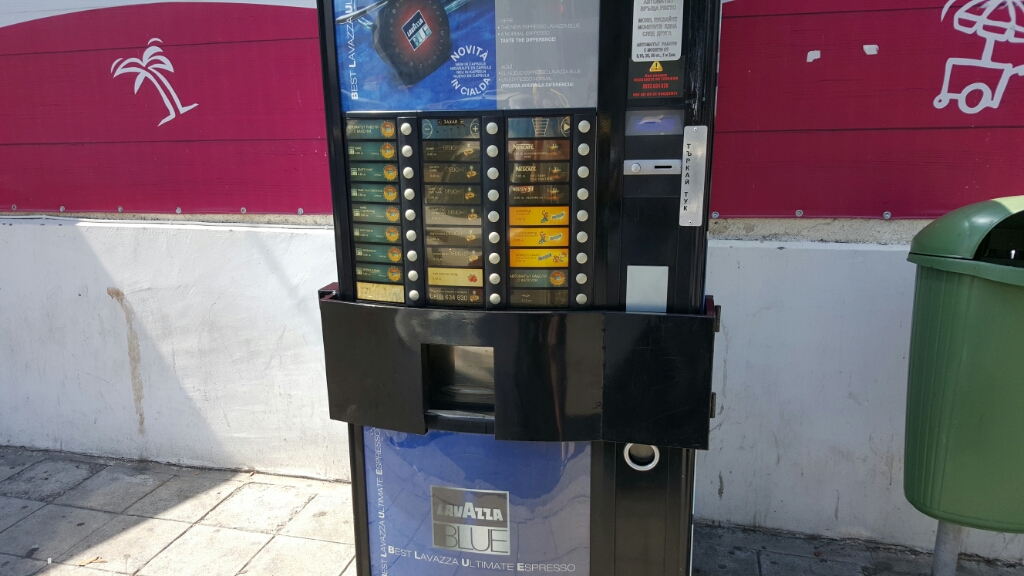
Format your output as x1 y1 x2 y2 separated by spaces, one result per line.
191 469 256 483
0 552 47 576
124 476 244 523
249 473 351 496
36 563 117 575
341 558 356 576
280 492 354 544
0 496 45 533
695 524 875 565
0 460 106 502
59 515 190 574
864 547 931 575
959 559 1024 576
692 541 760 576
238 535 354 576
761 551 865 576
200 483 314 534
54 467 172 513
0 451 45 483
137 525 270 576
0 504 114 561
117 462 193 479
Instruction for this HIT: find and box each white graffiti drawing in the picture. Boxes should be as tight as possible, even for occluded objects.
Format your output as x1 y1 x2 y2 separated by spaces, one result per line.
936 0 1024 114
112 39 198 126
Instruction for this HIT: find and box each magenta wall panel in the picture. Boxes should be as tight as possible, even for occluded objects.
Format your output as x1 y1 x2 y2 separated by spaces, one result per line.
711 0 1024 218
0 2 330 214
2 0 1021 217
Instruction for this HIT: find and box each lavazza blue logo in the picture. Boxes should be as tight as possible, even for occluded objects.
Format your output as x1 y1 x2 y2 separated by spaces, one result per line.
431 486 510 555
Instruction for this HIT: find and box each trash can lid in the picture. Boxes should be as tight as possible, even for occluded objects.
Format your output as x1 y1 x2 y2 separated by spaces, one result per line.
909 196 1024 287
910 196 1024 259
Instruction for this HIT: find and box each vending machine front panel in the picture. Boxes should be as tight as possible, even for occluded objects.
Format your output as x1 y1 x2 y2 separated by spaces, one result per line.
317 0 722 574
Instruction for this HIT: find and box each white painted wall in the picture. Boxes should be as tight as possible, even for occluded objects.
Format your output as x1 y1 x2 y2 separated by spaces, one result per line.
1 219 1021 561
696 241 1024 562
0 217 348 480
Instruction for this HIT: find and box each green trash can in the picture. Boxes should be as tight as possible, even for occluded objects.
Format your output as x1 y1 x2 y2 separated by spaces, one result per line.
905 196 1024 533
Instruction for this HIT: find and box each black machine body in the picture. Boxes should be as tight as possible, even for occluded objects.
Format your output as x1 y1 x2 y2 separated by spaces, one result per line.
316 0 722 574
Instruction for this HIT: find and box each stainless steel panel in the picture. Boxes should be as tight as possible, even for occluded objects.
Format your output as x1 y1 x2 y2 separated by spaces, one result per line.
680 126 708 227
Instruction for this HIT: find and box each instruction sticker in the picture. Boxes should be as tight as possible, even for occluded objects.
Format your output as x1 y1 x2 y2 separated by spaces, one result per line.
632 0 684 62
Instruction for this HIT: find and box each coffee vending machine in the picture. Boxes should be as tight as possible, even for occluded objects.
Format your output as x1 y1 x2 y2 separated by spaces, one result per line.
316 1 722 574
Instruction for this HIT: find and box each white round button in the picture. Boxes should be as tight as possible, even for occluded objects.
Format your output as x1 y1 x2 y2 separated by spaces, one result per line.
576 253 588 264
577 166 590 178
488 211 500 223
631 163 641 173
577 231 588 243
404 188 415 200
407 250 418 262
487 189 500 201
406 230 417 241
401 123 412 136
489 273 501 285
488 253 501 264
576 273 588 285
405 209 416 221
401 145 413 158
577 210 589 222
576 294 588 305
577 188 589 200
488 232 500 243
487 145 499 158
489 293 501 305
578 120 591 133
409 290 420 301
487 167 500 180
486 122 499 135
408 270 419 282
578 143 591 156
403 167 414 179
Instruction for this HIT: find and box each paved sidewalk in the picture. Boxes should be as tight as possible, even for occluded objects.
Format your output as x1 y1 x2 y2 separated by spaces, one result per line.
693 525 1021 576
1 446 1021 576
0 446 355 576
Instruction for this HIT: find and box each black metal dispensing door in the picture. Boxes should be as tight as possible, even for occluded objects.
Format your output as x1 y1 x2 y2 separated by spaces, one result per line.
315 0 722 574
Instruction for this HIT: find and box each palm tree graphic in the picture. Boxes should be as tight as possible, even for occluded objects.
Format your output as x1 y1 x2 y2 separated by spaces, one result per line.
112 39 198 126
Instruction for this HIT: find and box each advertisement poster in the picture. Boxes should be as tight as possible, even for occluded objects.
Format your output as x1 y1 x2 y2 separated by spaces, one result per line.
335 0 600 111
363 428 591 575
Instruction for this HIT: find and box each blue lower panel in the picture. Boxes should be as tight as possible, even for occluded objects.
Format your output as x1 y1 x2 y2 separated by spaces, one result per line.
364 428 591 575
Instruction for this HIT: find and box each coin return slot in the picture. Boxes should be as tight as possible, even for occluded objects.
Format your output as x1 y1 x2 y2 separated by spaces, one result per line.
624 443 660 472
423 345 495 416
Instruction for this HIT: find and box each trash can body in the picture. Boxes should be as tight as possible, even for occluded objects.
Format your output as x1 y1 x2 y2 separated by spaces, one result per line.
904 264 1024 532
